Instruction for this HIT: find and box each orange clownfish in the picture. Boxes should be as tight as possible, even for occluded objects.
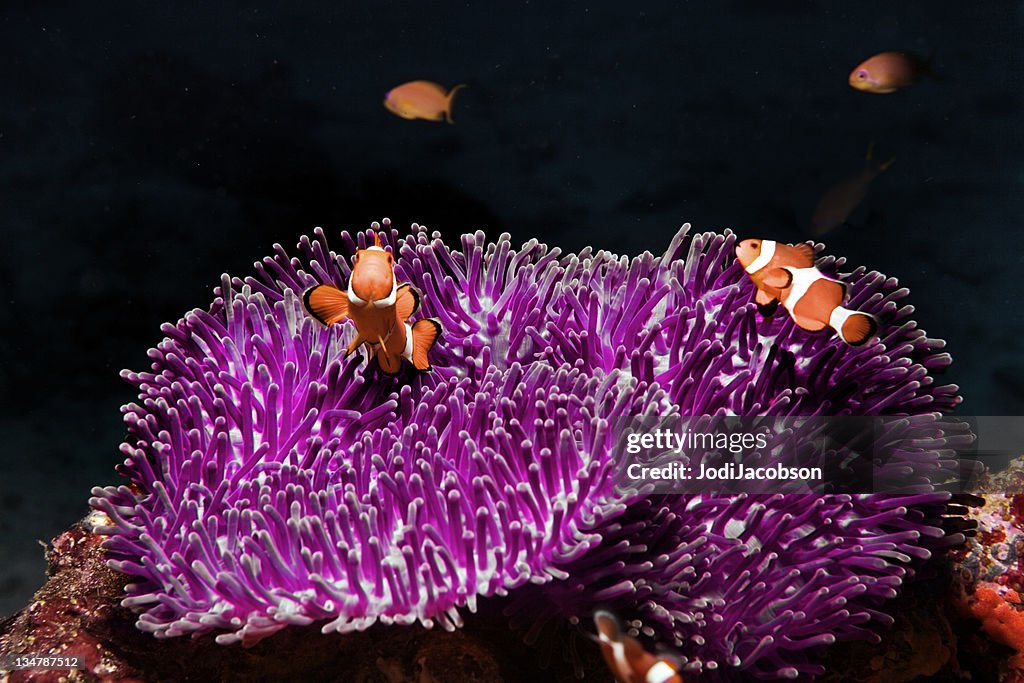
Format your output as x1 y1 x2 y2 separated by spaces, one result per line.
384 80 466 123
594 611 686 683
735 238 877 346
302 233 442 374
849 51 931 94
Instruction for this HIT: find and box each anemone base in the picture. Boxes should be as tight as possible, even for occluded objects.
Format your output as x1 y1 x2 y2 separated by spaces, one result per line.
0 515 614 683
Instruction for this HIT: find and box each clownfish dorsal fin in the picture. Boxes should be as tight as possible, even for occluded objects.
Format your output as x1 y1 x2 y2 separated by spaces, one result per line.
791 242 816 267
373 231 383 248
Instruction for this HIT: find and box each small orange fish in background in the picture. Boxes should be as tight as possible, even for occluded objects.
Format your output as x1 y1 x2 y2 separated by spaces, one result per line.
384 80 466 123
735 238 877 346
593 611 686 683
811 143 894 235
303 231 442 374
849 51 931 94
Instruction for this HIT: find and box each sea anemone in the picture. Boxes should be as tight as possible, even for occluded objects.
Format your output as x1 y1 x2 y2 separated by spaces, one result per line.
90 220 964 679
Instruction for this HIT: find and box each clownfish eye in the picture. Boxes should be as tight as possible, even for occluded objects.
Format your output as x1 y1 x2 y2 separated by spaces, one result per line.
857 70 868 79
387 253 393 264
751 241 759 248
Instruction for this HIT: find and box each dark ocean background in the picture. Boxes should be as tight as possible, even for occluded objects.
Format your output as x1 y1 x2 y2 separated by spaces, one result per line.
1 1 1021 616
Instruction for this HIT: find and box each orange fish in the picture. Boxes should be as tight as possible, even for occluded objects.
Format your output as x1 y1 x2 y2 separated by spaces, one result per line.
735 238 877 346
594 611 686 683
384 80 466 123
810 143 894 235
303 232 442 374
849 51 930 94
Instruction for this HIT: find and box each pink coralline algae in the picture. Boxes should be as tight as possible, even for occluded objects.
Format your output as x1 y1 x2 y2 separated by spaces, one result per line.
90 220 965 679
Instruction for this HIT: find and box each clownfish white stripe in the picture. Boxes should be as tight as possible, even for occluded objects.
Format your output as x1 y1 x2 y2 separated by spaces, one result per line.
598 634 632 678
646 660 679 683
781 266 824 321
401 322 414 360
745 239 776 273
365 245 386 252
829 306 856 342
374 278 399 308
347 279 367 306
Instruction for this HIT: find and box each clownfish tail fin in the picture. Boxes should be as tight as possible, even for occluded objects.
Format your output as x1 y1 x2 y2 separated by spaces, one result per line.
830 306 877 346
410 318 442 370
843 312 877 346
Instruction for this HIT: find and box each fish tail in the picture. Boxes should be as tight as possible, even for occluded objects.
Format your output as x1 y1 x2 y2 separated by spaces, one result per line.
866 141 895 172
445 84 467 124
829 306 877 346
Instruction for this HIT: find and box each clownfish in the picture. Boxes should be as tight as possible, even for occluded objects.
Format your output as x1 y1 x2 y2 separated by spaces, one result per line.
735 238 877 346
848 51 931 94
302 232 442 374
384 80 466 123
594 611 686 683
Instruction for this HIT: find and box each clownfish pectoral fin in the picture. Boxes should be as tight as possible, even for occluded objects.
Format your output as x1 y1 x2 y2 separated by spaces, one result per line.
376 346 403 375
791 242 816 267
762 267 793 289
410 318 442 371
378 335 388 354
345 333 366 357
395 283 421 321
754 289 780 317
303 284 350 326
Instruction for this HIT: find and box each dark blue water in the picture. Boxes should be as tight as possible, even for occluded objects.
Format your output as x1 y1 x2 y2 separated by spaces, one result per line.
1 0 1021 618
